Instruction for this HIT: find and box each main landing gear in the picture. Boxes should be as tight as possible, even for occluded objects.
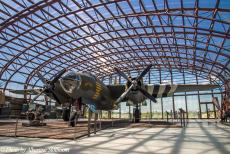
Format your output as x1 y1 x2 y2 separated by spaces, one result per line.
62 98 83 127
133 104 141 123
62 107 70 122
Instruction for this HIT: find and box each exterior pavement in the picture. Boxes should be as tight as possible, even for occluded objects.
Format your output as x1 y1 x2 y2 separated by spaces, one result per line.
0 121 230 154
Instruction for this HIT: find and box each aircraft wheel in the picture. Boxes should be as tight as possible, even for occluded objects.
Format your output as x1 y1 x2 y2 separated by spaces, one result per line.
62 108 70 121
27 112 35 121
70 113 77 127
134 108 140 123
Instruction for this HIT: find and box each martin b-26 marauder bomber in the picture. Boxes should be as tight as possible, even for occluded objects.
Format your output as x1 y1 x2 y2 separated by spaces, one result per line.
10 65 219 125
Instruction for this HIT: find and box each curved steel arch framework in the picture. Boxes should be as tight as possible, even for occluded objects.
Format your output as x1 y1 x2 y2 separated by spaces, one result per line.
0 0 229 101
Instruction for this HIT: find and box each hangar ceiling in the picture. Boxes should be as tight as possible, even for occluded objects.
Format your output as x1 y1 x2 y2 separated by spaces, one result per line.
0 0 229 92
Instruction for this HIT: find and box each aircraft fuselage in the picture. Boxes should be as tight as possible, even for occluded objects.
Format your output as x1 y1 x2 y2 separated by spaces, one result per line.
60 72 115 110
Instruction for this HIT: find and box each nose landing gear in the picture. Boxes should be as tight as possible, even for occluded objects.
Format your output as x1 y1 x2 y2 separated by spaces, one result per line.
62 107 70 121
69 98 83 127
133 104 141 123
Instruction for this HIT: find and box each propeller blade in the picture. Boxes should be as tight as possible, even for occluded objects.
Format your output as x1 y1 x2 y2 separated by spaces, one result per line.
30 88 46 104
50 89 62 104
139 88 157 103
30 69 66 105
137 64 152 81
51 68 67 85
116 84 134 103
114 67 132 82
36 71 48 84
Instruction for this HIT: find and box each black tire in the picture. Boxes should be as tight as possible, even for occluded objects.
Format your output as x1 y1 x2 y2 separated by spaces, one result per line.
70 113 77 127
134 108 140 123
27 112 35 121
62 108 70 121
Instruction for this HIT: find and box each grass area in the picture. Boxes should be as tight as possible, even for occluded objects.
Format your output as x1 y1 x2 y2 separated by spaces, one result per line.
85 111 217 119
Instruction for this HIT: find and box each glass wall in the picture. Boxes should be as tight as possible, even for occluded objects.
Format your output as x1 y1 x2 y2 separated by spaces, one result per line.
162 97 173 119
141 100 151 119
187 95 199 118
174 96 186 112
151 98 162 119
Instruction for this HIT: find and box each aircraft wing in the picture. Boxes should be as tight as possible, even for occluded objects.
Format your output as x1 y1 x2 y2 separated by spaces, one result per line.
9 88 43 95
145 84 219 98
106 85 126 100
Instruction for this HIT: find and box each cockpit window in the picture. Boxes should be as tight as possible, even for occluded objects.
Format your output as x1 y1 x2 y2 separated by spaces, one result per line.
64 71 76 79
89 73 97 80
75 74 81 81
82 71 97 80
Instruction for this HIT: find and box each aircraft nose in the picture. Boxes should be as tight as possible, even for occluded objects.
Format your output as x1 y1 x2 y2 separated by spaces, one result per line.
60 78 76 94
60 73 81 94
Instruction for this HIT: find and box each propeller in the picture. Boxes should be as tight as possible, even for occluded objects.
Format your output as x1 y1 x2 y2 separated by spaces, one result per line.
116 84 134 103
114 64 157 103
31 69 67 104
114 67 132 83
139 88 157 103
137 64 152 81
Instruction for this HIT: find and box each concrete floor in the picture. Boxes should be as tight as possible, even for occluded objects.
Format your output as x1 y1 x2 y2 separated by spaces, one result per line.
0 122 230 154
